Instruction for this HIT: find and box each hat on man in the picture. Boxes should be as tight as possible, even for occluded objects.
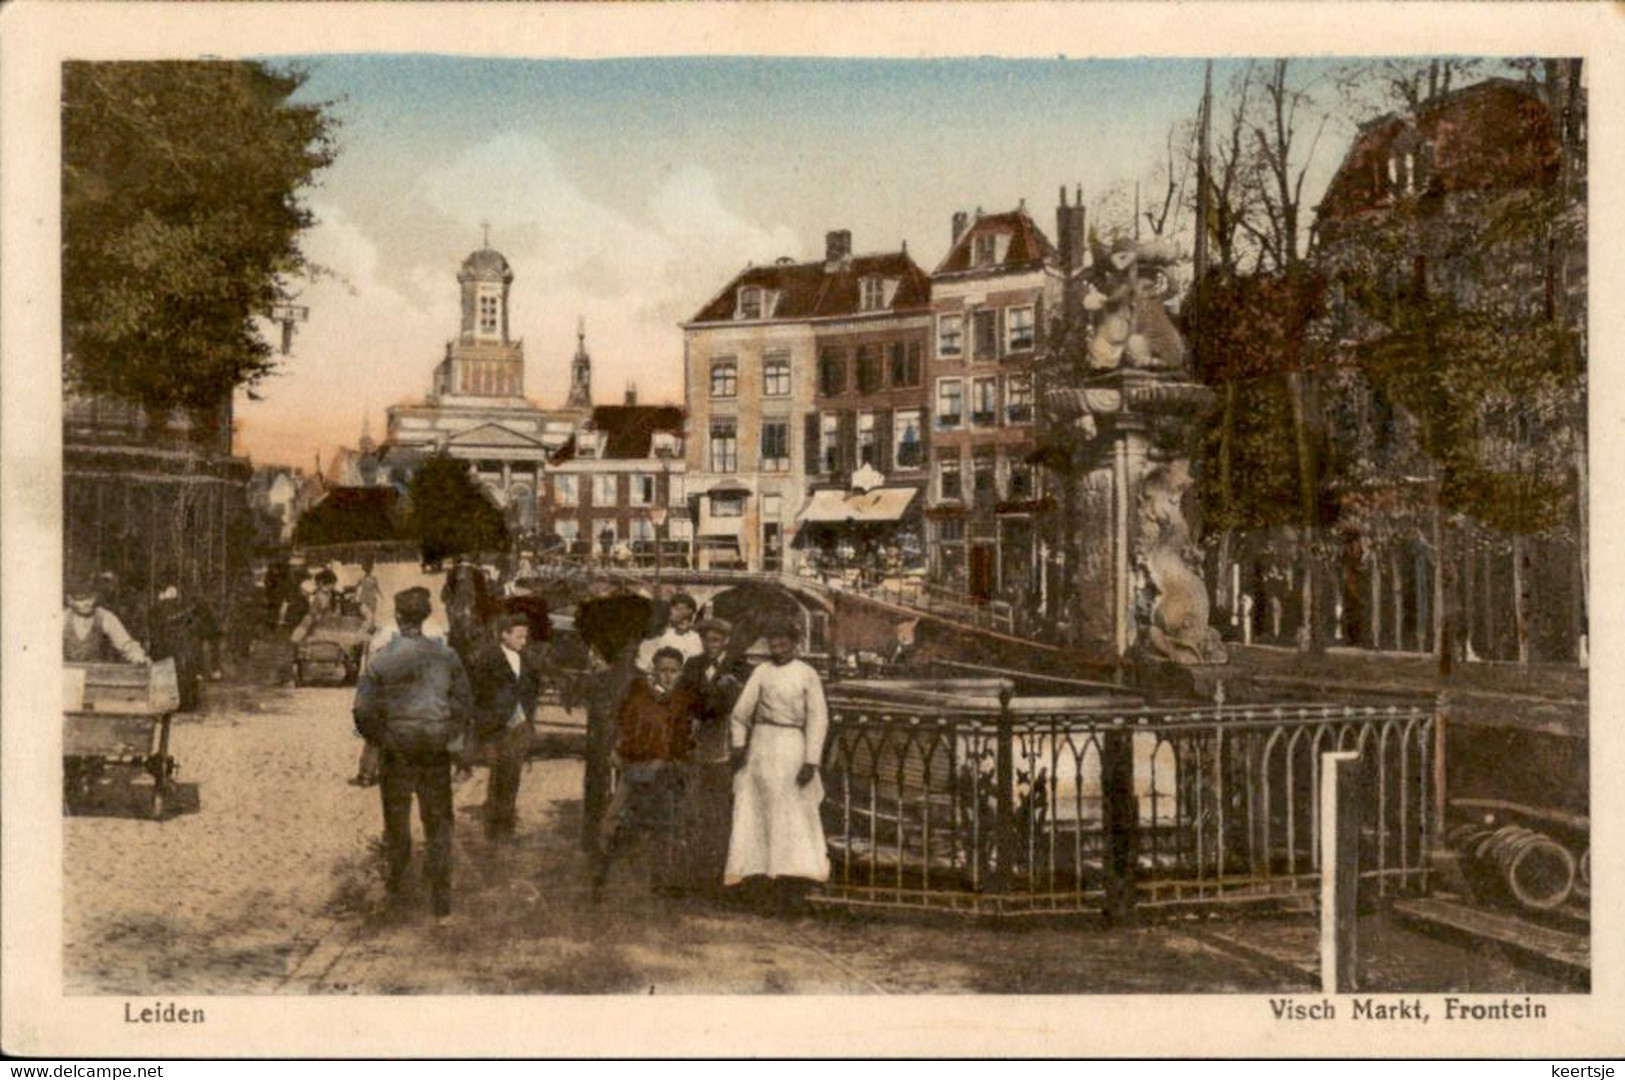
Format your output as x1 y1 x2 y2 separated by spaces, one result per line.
695 617 733 636
67 575 100 601
394 586 432 624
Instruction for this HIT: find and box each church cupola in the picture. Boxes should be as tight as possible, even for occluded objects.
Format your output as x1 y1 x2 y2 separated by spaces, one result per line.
429 225 529 404
457 223 514 346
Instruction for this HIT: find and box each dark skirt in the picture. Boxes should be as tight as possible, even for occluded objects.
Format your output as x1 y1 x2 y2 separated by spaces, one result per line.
681 760 734 893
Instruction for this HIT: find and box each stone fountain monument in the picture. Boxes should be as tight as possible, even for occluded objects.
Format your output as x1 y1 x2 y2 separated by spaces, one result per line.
1047 238 1228 669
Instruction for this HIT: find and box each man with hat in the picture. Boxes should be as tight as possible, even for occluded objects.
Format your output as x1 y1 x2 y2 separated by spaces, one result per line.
678 617 753 892
352 586 474 920
725 617 830 915
63 577 148 665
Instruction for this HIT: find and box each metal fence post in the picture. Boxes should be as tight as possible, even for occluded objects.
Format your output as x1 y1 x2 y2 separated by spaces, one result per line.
993 686 1017 900
1320 749 1362 993
1102 719 1139 925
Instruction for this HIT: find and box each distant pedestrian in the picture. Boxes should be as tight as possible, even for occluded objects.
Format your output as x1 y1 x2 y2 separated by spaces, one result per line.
465 614 545 841
149 584 203 711
355 556 383 632
725 619 830 915
352 587 474 921
592 646 695 900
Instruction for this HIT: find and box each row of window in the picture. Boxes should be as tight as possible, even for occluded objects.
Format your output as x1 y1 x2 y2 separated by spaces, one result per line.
937 305 1035 362
547 473 679 508
707 409 929 477
934 450 1038 504
935 374 1033 430
705 377 1034 476
735 279 898 321
814 409 925 474
705 308 1031 402
548 517 695 544
709 352 792 399
818 342 923 395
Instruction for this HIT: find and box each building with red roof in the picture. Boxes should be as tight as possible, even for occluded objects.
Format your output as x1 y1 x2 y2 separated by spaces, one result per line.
924 194 1086 605
683 231 931 572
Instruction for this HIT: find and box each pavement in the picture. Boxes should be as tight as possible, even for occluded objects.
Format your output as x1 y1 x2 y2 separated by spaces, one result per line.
64 685 1573 996
60 561 1580 996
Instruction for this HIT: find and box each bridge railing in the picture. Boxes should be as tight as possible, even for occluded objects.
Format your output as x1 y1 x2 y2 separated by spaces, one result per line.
522 557 1024 637
818 692 1436 918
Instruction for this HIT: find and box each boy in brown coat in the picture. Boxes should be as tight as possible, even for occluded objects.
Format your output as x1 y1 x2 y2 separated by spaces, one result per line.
591 646 694 900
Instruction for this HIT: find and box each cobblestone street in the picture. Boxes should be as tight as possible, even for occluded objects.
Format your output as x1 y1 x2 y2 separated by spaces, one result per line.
64 668 1569 996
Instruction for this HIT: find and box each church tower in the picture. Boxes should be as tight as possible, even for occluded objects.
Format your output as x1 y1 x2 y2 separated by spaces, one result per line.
429 228 527 406
567 316 593 410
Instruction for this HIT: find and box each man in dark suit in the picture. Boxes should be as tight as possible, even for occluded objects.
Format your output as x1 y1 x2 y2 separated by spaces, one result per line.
466 613 545 841
678 617 754 893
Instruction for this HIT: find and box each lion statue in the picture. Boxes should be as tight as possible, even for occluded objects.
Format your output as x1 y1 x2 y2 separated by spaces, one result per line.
1136 459 1227 665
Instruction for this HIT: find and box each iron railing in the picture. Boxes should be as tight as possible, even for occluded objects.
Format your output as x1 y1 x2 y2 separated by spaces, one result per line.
818 691 1436 918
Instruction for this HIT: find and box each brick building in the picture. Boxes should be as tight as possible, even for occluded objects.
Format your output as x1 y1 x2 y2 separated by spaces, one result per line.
539 399 687 562
802 242 933 569
683 231 927 571
924 199 1084 603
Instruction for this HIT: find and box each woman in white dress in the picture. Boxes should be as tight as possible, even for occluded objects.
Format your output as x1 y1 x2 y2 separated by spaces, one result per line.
724 620 830 914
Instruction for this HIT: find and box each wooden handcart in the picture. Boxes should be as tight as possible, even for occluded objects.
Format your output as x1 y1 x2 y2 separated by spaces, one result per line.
64 658 182 820
293 613 372 686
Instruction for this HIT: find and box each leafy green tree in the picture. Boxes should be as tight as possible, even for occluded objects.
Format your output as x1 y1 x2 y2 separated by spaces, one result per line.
1321 166 1583 664
406 455 510 564
63 61 337 418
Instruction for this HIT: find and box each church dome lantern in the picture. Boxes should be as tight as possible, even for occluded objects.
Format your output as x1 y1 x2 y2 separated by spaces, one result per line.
458 227 515 346
458 246 514 286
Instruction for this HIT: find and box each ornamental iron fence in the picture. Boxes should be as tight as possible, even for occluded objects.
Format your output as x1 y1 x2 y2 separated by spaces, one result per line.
817 682 1436 919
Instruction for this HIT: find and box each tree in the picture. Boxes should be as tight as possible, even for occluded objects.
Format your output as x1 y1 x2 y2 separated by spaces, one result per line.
63 62 337 421
1236 59 1336 650
1336 58 1490 117
406 455 510 564
1318 73 1584 665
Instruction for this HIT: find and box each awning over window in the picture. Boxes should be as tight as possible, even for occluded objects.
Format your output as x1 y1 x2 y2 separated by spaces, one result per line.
798 487 917 525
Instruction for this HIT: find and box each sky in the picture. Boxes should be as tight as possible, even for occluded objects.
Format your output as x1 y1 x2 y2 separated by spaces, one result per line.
231 54 1442 470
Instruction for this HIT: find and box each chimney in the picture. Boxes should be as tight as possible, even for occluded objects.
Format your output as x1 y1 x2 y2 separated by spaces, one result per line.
824 229 852 271
951 211 969 246
624 382 638 407
1057 183 1087 274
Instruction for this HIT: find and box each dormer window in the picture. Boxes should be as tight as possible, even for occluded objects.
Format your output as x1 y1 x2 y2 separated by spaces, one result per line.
972 233 998 268
860 277 892 312
737 286 764 320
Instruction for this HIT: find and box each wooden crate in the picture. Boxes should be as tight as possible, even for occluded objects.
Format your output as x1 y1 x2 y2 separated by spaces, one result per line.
64 659 179 715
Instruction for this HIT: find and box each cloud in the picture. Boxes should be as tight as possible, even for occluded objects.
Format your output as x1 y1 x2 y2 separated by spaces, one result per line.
238 134 803 466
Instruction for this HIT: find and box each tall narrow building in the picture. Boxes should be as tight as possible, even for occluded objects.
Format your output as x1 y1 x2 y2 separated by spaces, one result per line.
566 316 594 412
